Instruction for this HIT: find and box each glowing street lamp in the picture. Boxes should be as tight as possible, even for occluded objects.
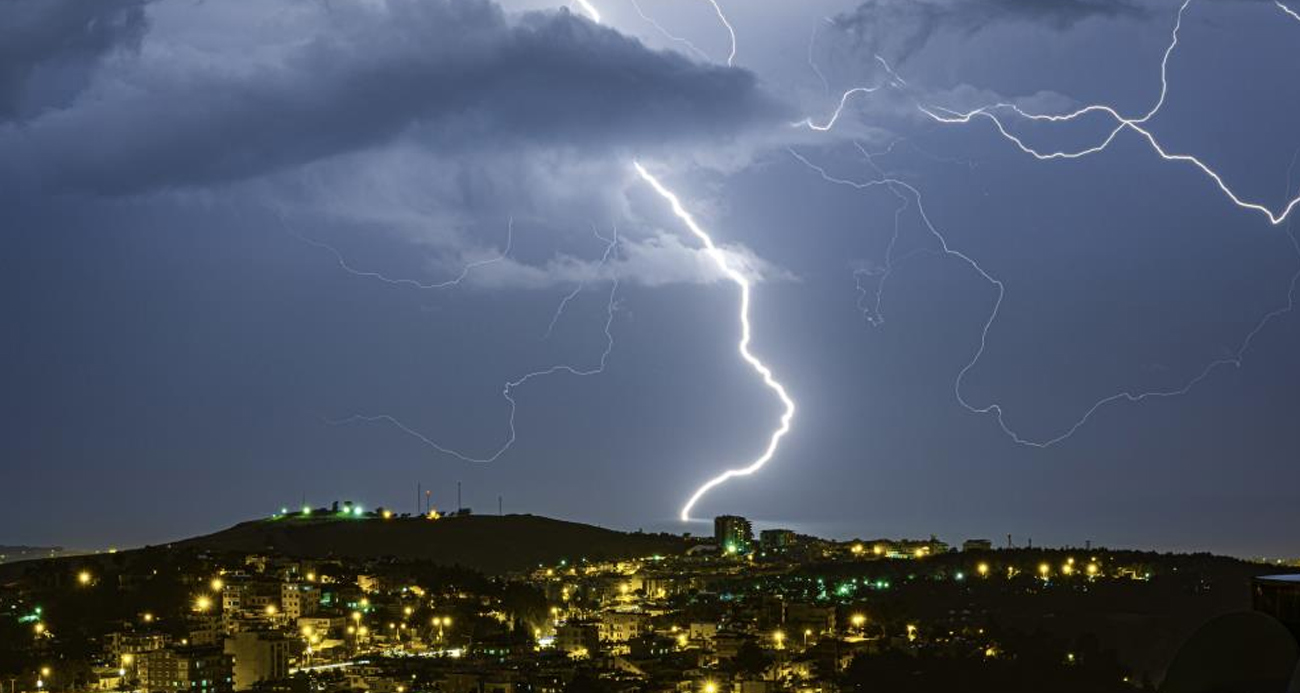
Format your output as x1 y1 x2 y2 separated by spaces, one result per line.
210 578 224 592
976 562 990 577
77 570 92 586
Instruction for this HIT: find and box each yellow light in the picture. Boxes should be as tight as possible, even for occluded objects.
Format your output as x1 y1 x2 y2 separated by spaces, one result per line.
265 605 277 616
703 682 718 693
850 614 866 628
1038 563 1051 577
913 548 925 558
873 544 885 556
773 630 785 648
34 623 46 635
359 598 370 608
850 543 864 555
443 617 452 626
677 634 689 647
1061 563 1074 576
347 626 356 635
358 626 368 635
121 655 134 666
77 571 92 585
305 573 316 582
906 624 918 642
382 510 394 520
210 578 224 592
984 647 997 658
976 562 990 577
404 606 413 616
195 596 212 612
619 583 630 595
1086 563 1099 576
352 611 362 622
142 613 154 623
40 668 51 678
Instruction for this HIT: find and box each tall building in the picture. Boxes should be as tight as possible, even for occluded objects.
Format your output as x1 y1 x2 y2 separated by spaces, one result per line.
714 515 753 554
760 529 797 552
139 646 233 693
224 631 290 691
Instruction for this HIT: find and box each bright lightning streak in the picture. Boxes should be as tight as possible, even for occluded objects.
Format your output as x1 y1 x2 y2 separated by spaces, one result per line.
914 0 1300 226
1278 1 1300 23
574 0 601 23
703 0 737 67
796 86 884 132
331 225 621 463
630 0 713 63
633 162 796 522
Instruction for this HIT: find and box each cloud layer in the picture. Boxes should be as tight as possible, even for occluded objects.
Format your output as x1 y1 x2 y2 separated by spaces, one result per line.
0 0 787 196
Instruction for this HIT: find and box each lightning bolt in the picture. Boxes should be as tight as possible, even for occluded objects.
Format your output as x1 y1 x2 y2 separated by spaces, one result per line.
703 0 737 67
915 0 1300 226
633 162 796 522
1278 1 1300 23
798 0 1300 447
630 0 713 63
325 224 621 463
574 0 601 23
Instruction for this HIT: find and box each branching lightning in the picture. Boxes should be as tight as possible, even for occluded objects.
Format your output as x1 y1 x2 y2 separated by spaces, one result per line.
634 162 796 522
703 0 737 67
797 0 1300 447
326 224 622 463
915 0 1300 226
630 0 713 63
285 216 514 290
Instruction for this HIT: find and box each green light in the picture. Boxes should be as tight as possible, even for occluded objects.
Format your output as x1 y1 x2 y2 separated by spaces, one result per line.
353 506 363 516
280 507 288 515
302 506 311 515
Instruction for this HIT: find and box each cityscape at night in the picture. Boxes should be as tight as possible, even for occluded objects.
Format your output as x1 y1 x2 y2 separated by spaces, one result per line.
4 0 1300 691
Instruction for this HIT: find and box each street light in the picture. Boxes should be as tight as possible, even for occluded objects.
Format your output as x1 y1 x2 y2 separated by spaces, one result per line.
77 571 92 586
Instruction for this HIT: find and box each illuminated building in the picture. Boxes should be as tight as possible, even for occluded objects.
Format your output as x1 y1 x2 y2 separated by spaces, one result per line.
139 646 233 693
962 539 993 552
759 529 796 552
224 632 289 691
714 516 753 554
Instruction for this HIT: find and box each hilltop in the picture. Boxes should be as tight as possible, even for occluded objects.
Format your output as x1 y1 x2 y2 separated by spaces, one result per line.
169 513 689 574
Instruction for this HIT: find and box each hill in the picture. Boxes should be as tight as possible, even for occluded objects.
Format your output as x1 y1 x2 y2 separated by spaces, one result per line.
170 513 689 574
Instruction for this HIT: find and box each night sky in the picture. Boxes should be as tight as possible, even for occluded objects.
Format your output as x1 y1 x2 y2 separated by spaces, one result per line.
4 0 1299 557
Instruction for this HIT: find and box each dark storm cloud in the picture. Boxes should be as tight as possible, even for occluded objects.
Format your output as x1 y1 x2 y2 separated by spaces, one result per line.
833 0 1149 63
0 0 151 120
0 0 787 196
